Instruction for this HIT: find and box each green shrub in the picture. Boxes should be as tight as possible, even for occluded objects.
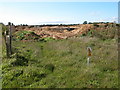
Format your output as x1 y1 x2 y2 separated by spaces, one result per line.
0 24 8 36
93 23 99 27
83 21 87 24
11 54 28 66
87 79 100 88
92 27 117 40
87 30 94 37
45 64 55 72
13 30 40 41
81 33 86 37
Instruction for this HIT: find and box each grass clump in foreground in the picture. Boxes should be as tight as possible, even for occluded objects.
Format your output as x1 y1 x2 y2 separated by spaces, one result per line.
2 37 118 88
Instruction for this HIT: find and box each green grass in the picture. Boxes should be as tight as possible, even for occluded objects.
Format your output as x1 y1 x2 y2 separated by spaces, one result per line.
2 36 118 88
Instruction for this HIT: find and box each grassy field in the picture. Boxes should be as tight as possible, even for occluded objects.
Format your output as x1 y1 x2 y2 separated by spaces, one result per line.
2 36 118 88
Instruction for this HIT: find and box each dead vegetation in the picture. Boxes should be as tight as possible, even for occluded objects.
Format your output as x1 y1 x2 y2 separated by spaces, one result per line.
14 23 118 40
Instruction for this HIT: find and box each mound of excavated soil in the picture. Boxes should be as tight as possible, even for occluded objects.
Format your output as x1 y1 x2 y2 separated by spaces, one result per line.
14 23 117 40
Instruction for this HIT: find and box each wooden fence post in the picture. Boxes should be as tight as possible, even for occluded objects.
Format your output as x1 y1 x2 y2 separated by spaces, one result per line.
87 47 92 65
9 22 12 55
6 22 12 58
6 35 10 58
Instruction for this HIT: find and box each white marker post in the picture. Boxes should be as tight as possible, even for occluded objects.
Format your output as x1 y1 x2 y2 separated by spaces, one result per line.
87 47 92 65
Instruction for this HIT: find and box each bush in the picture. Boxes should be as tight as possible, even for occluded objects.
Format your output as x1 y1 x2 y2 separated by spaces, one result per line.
11 54 28 66
1 24 8 36
45 64 55 72
83 21 87 24
93 23 99 27
13 30 40 41
87 30 94 37
91 26 117 40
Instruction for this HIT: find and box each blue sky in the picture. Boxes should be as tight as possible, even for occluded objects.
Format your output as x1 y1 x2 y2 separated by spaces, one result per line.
0 2 118 25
